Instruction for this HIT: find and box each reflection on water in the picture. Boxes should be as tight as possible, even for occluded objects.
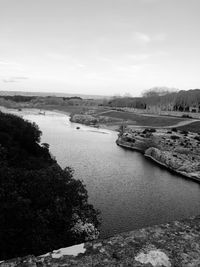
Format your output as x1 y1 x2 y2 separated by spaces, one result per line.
22 111 200 238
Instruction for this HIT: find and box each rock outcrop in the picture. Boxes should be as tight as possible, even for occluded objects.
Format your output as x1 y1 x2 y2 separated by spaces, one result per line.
70 114 99 126
70 113 120 127
117 128 200 181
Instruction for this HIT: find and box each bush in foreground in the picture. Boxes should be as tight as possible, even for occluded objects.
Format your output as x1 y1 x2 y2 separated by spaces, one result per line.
0 112 99 260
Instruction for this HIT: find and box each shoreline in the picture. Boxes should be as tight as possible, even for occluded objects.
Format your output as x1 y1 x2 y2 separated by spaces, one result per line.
2 105 200 182
0 106 118 134
145 154 200 183
1 106 197 132
116 139 200 184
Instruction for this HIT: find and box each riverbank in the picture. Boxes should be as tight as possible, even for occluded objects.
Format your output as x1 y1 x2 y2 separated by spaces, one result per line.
1 105 198 132
2 106 200 183
69 109 199 132
117 128 200 182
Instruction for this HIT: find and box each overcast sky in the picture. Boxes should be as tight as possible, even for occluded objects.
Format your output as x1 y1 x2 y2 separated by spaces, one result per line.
0 0 200 96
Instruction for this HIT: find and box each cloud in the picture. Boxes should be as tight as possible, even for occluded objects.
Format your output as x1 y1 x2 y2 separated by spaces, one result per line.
46 52 65 60
0 60 22 67
129 53 151 61
132 32 166 44
153 33 167 41
2 76 29 83
0 60 25 74
77 63 86 68
141 0 165 3
133 32 151 43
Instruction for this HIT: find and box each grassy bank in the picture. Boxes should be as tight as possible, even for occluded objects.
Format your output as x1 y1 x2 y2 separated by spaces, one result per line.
94 110 187 127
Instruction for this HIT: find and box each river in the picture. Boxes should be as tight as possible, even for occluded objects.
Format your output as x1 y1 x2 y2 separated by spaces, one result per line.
16 110 200 238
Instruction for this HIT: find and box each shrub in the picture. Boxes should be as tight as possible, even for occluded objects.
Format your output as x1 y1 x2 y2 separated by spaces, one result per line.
182 114 192 118
171 135 180 140
148 128 156 133
195 136 200 142
180 130 188 135
171 127 177 132
143 128 156 134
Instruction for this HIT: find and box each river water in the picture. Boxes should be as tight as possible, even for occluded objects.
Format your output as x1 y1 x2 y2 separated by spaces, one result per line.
21 110 200 238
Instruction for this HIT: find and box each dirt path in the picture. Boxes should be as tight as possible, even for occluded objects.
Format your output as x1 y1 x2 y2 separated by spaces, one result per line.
126 119 199 129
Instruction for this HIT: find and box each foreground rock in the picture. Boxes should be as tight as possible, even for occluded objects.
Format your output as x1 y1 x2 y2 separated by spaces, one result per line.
117 128 200 181
1 215 200 266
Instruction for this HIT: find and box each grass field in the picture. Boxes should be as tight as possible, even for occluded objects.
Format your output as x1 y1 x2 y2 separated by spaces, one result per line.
177 121 200 133
95 110 186 127
35 104 91 114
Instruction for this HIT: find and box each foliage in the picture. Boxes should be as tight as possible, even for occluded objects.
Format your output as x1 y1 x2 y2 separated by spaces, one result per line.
171 127 177 132
180 130 188 135
143 128 156 134
142 87 177 98
107 97 146 109
0 112 99 260
170 135 180 140
118 124 127 136
182 114 192 118
194 136 200 141
0 95 36 102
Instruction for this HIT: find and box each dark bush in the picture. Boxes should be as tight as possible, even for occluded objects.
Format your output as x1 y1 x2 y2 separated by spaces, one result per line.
182 114 192 118
125 137 135 143
180 130 188 135
0 112 99 260
142 128 156 134
171 127 177 132
194 136 200 141
171 135 180 140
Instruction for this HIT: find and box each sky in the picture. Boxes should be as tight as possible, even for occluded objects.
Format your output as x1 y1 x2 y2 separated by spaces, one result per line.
0 0 200 97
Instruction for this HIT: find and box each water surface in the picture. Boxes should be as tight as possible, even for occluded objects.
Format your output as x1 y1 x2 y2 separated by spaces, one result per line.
22 111 200 238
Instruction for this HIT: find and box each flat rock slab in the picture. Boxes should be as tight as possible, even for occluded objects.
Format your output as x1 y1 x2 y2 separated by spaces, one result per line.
1 215 200 266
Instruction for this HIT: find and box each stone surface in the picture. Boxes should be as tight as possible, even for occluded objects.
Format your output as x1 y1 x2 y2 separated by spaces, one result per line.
1 215 200 266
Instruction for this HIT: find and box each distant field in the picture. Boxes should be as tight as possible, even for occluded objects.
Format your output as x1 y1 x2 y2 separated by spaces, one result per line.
177 121 200 133
95 110 186 127
35 104 91 114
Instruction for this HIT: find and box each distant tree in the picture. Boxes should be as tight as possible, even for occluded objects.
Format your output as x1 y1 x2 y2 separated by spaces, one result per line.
123 92 132 97
174 89 200 111
142 87 178 98
1 95 36 102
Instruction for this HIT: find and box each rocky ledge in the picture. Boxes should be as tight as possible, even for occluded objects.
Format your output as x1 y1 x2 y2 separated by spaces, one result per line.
1 215 200 266
116 128 200 182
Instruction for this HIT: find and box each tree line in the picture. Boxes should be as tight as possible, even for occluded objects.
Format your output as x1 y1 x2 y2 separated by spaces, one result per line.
107 88 200 112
